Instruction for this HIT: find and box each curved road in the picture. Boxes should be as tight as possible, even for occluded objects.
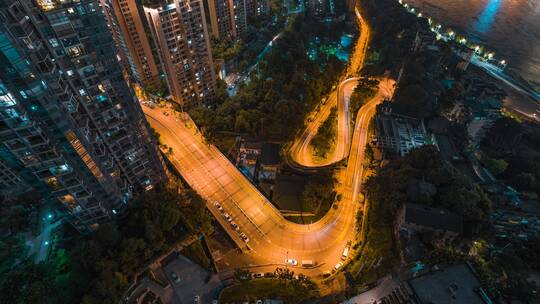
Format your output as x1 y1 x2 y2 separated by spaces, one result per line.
143 7 394 273
289 7 372 168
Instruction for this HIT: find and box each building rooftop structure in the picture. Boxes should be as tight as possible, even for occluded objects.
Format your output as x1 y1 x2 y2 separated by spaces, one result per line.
403 203 462 234
408 263 492 304
374 102 438 158
260 143 280 166
466 96 502 119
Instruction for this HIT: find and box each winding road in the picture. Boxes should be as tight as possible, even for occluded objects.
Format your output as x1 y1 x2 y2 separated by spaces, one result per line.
143 7 394 273
288 7 372 169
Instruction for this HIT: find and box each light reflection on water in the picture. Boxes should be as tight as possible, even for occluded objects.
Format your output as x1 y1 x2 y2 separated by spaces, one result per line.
473 0 501 34
405 0 540 86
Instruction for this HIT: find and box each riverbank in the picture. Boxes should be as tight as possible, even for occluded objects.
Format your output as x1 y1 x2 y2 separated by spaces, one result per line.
399 0 540 122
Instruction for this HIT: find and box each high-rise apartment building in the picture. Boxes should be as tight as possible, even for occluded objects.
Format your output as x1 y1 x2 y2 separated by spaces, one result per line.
307 0 327 16
0 0 166 232
245 0 268 17
207 0 247 39
100 0 161 89
144 1 216 106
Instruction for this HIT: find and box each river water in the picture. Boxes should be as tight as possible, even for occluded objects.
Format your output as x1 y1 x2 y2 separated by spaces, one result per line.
404 0 540 116
405 0 540 86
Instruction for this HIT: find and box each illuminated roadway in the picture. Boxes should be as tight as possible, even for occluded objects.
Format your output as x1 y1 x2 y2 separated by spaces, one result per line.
288 7 371 168
143 7 394 272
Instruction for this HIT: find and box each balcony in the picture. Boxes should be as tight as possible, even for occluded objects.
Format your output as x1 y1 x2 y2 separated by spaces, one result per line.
49 164 72 176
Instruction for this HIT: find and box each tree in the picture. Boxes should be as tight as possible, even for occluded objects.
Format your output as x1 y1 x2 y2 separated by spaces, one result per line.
301 170 336 216
481 117 523 157
392 84 434 119
365 146 491 222
311 107 337 157
481 156 508 175
0 263 57 303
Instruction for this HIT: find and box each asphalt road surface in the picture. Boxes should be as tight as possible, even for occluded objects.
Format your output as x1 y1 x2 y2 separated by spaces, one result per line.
143 7 394 273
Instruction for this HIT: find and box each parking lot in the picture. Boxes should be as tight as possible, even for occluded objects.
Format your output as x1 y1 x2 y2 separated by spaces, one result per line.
163 255 223 303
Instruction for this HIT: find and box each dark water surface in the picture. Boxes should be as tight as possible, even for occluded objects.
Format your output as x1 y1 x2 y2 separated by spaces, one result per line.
405 0 540 86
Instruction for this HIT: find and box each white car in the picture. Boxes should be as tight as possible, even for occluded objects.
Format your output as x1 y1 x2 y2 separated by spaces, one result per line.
230 221 239 231
214 201 223 212
285 259 298 266
223 213 232 222
334 262 343 270
194 295 200 303
253 272 264 278
240 232 249 243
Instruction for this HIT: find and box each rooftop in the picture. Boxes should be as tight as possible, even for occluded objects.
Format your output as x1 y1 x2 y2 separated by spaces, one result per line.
465 97 502 118
408 263 491 304
260 143 280 166
404 203 462 233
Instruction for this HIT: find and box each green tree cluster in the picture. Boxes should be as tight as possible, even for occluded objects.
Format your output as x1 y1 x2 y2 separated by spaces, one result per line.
349 78 379 116
481 117 540 193
364 146 491 222
222 268 318 302
78 189 212 303
359 0 419 76
311 107 337 157
211 37 246 62
189 14 346 142
301 169 337 218
0 187 212 304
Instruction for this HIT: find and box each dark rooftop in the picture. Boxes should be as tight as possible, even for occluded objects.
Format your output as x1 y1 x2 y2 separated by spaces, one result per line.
404 203 462 233
408 263 491 304
260 142 280 166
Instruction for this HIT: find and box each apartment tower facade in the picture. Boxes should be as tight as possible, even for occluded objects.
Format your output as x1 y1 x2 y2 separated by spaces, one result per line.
245 0 268 17
0 0 166 232
100 0 161 89
307 0 327 16
144 0 216 106
207 0 247 39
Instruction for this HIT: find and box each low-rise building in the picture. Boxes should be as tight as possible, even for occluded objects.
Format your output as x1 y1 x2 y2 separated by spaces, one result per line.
465 96 502 145
343 263 492 304
407 263 492 304
396 203 462 246
239 141 261 166
374 102 438 158
259 142 280 181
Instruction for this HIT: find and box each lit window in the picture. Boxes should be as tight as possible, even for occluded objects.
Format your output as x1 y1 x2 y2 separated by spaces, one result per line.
49 38 59 48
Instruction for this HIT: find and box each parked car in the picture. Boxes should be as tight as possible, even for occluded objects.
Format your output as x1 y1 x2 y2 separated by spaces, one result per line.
239 232 249 242
285 259 298 266
214 201 223 212
334 262 343 270
301 260 314 267
223 213 232 222
253 272 265 278
341 244 350 260
193 295 200 303
230 221 239 231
